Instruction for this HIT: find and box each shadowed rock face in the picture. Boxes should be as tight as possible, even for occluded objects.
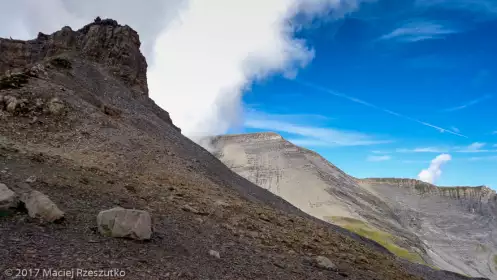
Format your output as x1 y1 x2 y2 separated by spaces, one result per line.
213 133 496 279
0 19 148 97
359 178 497 278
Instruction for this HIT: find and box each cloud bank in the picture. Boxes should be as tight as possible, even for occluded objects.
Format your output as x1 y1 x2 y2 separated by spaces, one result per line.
1 0 373 142
418 154 452 184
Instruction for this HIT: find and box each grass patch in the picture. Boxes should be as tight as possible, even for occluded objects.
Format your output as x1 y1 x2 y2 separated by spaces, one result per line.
493 255 497 269
325 216 426 265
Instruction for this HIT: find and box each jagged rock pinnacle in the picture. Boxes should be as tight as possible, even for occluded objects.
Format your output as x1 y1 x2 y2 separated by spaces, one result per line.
0 18 148 97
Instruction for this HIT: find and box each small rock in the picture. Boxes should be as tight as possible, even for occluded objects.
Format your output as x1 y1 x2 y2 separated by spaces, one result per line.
97 207 152 240
273 262 287 269
313 256 338 271
25 176 37 183
355 255 369 264
181 204 199 214
181 204 208 215
259 213 271 222
47 97 65 115
0 183 18 210
209 250 220 259
20 190 64 222
5 96 18 113
214 200 230 207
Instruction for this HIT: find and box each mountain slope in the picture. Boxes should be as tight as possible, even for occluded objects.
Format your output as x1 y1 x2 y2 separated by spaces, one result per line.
0 18 475 280
359 178 497 278
212 132 495 279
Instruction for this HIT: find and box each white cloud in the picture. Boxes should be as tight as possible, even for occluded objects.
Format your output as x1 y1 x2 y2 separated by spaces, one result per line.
450 126 460 133
372 150 390 154
442 95 492 112
418 153 452 184
245 112 392 147
379 20 456 42
466 142 486 150
147 0 373 140
1 0 374 143
396 147 449 153
468 155 497 161
394 142 497 154
367 155 391 162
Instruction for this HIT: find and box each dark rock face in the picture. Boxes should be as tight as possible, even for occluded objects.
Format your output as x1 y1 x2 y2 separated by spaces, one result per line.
0 18 148 97
0 18 178 132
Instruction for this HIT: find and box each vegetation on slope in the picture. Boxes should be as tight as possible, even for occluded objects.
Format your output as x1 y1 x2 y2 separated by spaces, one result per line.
325 216 426 265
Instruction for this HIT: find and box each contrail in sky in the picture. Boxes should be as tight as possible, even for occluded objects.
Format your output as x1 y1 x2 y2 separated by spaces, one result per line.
293 80 468 138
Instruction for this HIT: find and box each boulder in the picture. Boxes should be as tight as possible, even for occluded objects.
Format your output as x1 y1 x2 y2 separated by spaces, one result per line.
209 250 220 259
97 207 152 240
20 190 64 222
313 256 338 271
0 183 18 210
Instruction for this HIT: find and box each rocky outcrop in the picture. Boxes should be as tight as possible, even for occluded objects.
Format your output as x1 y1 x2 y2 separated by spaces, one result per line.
0 17 179 132
0 18 147 96
97 207 152 240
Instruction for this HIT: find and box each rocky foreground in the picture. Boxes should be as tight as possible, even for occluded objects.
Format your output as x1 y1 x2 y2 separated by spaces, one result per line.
0 18 489 280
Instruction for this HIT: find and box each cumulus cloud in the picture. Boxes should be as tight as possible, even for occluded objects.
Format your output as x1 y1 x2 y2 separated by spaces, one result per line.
418 154 452 184
148 0 373 140
1 0 373 143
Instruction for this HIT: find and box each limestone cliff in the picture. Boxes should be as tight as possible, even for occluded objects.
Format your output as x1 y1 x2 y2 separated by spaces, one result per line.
360 178 497 215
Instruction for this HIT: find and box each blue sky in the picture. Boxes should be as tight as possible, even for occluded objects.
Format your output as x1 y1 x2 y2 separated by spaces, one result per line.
236 0 497 188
